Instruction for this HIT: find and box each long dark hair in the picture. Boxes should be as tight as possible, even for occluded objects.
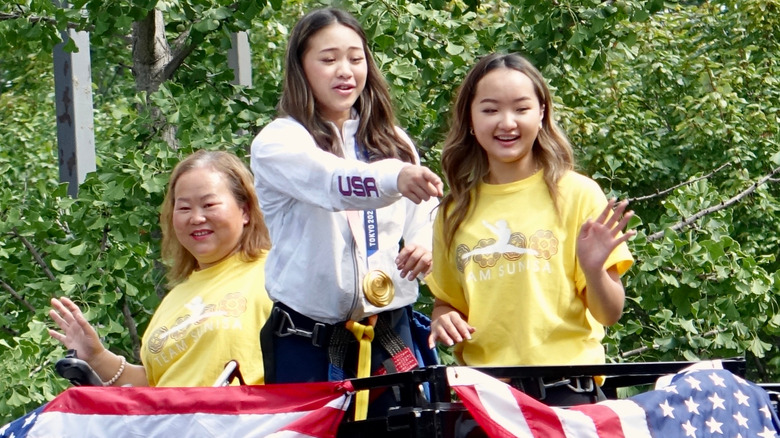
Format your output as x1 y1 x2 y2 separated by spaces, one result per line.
440 53 574 249
279 8 415 163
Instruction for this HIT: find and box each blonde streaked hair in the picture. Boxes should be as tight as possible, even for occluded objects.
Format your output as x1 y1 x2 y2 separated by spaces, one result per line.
160 150 271 285
440 53 574 249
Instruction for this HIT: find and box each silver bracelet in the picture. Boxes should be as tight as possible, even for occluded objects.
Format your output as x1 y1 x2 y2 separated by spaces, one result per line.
103 355 126 386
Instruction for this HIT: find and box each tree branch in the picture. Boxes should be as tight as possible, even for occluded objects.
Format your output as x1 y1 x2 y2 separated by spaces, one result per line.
29 357 52 379
646 165 780 242
0 277 35 313
629 162 732 203
100 224 110 252
0 12 54 25
0 11 88 31
0 12 21 21
121 295 141 363
160 1 245 83
162 30 195 83
10 228 56 282
659 265 723 282
621 328 720 358
0 326 19 337
620 343 656 358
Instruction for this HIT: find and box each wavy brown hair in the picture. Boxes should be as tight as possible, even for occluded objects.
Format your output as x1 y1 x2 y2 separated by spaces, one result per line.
279 8 415 163
160 150 271 285
440 53 574 249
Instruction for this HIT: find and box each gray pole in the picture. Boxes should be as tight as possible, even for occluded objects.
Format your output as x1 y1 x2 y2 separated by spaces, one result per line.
228 31 252 87
53 6 96 198
229 31 252 145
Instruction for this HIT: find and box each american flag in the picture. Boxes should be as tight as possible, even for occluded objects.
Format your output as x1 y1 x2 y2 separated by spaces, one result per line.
448 365 780 438
0 381 352 438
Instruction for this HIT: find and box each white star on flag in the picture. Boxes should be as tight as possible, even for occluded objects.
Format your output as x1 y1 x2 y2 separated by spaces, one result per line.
705 416 724 434
709 372 727 387
685 375 702 391
684 396 700 414
663 385 679 394
758 426 779 438
682 419 697 437
660 399 676 418
21 414 35 429
734 389 750 407
709 392 726 410
734 410 750 427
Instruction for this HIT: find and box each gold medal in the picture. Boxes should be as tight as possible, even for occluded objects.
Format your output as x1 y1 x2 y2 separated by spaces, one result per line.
362 270 394 307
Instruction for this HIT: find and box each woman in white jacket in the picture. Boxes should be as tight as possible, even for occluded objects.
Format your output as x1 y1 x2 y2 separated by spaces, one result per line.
251 7 442 418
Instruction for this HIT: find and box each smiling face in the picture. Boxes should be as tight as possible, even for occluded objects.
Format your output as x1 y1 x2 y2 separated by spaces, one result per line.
302 23 368 129
172 167 248 270
470 67 544 184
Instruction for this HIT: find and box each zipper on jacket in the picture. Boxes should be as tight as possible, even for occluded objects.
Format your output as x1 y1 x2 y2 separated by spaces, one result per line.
348 238 361 319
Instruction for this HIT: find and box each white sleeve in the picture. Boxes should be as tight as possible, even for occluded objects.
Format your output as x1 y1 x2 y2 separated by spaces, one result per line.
397 132 437 250
251 118 407 212
402 196 437 251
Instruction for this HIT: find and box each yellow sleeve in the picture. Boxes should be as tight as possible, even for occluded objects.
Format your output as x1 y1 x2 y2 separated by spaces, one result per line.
425 207 470 316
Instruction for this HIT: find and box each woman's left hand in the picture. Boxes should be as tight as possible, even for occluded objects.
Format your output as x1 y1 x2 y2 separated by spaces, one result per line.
577 198 635 276
395 243 432 281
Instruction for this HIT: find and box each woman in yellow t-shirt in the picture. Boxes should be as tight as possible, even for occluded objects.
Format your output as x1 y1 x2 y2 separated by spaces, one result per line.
48 150 272 387
427 53 635 406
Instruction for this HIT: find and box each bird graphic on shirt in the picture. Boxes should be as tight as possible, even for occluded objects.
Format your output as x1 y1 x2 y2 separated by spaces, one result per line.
461 220 538 260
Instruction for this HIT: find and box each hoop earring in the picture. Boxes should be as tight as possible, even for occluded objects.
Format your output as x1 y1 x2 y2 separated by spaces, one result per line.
469 128 474 135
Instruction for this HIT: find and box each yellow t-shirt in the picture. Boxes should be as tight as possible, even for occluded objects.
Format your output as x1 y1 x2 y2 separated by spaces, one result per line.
141 253 271 386
428 170 633 367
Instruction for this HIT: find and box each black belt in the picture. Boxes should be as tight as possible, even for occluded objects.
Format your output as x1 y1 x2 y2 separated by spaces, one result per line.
268 303 415 377
270 302 335 348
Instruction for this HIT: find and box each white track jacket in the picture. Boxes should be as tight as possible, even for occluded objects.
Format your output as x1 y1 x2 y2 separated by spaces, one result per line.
250 117 437 324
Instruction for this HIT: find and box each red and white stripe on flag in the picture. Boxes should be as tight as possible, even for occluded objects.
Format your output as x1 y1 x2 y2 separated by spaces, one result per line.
447 367 653 438
448 365 780 438
24 381 352 438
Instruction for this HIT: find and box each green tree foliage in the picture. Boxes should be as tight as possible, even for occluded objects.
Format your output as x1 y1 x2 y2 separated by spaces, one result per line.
556 1 780 380
1 0 780 422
